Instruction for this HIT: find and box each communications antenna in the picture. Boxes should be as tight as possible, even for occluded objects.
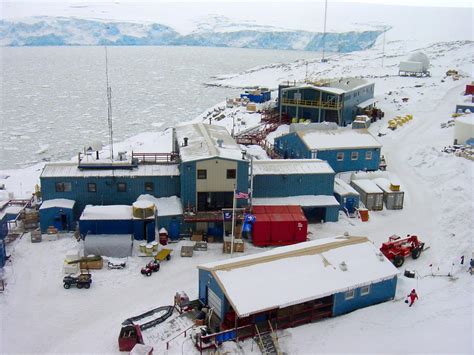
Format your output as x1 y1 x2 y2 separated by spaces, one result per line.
105 46 114 161
321 0 328 63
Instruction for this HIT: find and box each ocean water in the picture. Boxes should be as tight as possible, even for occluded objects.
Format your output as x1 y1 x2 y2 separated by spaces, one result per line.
0 46 320 170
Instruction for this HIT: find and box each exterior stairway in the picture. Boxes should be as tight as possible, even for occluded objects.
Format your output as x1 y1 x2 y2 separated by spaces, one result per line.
254 322 282 355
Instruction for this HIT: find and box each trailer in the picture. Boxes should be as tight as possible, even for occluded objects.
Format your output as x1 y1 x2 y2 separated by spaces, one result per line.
373 178 404 210
350 179 384 211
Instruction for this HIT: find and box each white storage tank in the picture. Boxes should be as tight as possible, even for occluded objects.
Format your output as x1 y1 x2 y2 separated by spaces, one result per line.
454 115 474 145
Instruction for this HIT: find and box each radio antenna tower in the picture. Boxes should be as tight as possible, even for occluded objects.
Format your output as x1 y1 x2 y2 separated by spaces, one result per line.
321 0 328 63
105 46 114 161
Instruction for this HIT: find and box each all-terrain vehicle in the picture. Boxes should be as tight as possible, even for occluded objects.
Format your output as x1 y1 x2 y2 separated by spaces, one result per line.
141 260 160 276
63 272 92 289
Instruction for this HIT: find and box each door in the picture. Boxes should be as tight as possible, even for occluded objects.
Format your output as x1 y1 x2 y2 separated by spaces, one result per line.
207 286 222 320
60 213 68 231
345 197 355 213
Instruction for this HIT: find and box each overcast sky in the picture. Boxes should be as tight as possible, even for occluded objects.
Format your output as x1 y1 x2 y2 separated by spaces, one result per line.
1 0 472 6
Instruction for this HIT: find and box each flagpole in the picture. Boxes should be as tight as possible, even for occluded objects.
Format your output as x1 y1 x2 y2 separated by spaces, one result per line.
231 185 236 258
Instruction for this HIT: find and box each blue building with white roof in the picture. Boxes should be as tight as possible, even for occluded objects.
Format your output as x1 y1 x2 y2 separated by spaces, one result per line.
251 159 339 222
197 235 399 334
279 78 375 126
274 128 382 173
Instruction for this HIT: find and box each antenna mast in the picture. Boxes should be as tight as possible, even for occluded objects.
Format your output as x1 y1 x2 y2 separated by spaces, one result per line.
105 46 114 161
321 0 328 62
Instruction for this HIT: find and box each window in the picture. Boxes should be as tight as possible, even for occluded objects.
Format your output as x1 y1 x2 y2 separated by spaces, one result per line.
365 151 373 160
117 182 127 192
351 152 359 160
337 152 344 161
226 169 236 179
87 183 97 192
145 182 154 192
360 285 371 296
55 182 72 192
345 289 355 300
197 169 207 179
311 151 318 159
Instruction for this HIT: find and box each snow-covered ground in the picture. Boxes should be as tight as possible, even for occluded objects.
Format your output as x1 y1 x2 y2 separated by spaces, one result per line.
1 17 473 355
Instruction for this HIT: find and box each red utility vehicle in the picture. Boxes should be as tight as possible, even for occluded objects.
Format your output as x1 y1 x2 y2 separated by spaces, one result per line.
380 235 425 267
141 260 160 276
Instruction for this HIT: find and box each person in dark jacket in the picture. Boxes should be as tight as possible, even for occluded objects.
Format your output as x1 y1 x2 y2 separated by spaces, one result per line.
408 289 418 307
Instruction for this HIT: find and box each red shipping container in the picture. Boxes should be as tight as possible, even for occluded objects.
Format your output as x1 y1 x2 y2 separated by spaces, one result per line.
286 205 305 216
265 206 289 214
252 214 272 246
466 84 474 95
252 206 267 215
270 213 294 245
291 213 308 243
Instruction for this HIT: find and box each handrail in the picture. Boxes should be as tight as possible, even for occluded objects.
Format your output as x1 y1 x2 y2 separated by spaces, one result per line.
166 324 195 350
281 98 342 109
254 324 265 352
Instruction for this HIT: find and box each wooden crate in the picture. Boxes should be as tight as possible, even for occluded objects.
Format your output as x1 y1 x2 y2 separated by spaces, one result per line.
180 246 194 257
191 232 203 242
80 257 103 270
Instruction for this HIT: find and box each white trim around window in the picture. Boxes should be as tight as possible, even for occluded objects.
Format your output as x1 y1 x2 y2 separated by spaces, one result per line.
345 289 355 300
360 285 371 296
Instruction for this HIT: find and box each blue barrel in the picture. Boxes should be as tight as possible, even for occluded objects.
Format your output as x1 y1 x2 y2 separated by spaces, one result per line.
168 220 180 241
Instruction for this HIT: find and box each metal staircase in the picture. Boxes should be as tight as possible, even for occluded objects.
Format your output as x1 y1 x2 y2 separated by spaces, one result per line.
254 321 282 355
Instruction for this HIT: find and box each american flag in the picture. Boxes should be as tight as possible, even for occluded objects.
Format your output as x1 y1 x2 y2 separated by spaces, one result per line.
235 190 249 199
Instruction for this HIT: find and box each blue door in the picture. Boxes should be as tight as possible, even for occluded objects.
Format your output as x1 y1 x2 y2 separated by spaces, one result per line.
345 197 356 213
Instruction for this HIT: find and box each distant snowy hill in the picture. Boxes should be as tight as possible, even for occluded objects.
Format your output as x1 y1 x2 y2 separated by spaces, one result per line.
0 16 383 52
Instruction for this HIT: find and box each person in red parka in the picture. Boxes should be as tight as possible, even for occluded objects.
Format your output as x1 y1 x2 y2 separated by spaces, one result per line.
408 289 418 307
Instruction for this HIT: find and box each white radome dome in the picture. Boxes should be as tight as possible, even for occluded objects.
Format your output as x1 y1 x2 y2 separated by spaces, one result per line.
407 52 430 71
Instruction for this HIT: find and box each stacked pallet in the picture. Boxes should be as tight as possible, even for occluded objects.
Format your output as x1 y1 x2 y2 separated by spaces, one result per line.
21 210 39 230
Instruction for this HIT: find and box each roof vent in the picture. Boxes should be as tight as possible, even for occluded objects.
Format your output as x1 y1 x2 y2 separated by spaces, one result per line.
217 139 224 148
343 231 349 237
377 252 385 261
339 261 348 271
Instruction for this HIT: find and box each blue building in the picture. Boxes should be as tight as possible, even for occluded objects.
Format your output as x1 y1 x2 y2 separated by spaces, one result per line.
278 78 375 126
38 198 76 233
79 205 134 237
197 235 399 332
40 163 180 215
274 128 382 173
175 124 250 237
251 159 340 222
240 88 271 103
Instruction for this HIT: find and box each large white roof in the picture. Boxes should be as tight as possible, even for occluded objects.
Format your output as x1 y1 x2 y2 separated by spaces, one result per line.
253 159 334 175
175 123 243 163
199 236 399 317
80 205 132 220
41 163 179 178
252 195 339 207
40 198 76 210
298 129 382 151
